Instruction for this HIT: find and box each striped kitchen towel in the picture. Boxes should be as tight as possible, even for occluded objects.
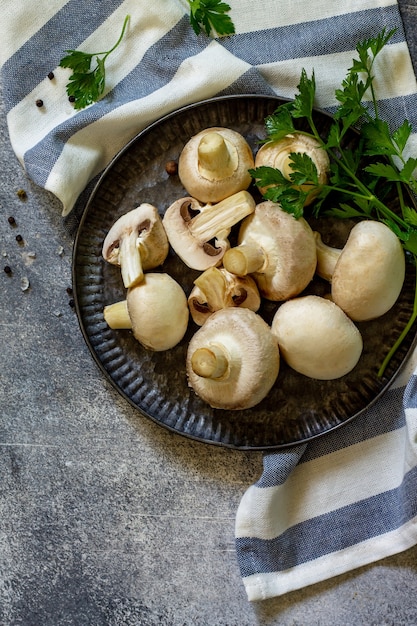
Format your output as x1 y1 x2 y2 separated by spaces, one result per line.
2 0 417 217
2 0 417 601
235 353 417 600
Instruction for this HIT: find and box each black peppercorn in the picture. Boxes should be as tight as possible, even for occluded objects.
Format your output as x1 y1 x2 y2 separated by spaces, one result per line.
16 234 23 243
68 96 76 103
8 216 16 225
68 298 75 308
66 287 73 296
48 71 54 80
4 265 12 274
36 99 44 108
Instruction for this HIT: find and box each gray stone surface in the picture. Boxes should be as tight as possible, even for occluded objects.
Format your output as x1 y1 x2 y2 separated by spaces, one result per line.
2 7 417 624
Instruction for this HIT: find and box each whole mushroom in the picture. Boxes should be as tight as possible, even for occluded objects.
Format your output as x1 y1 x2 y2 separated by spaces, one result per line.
254 132 330 206
314 220 406 321
186 308 280 410
222 200 317 301
178 127 254 203
188 266 261 325
102 204 169 289
103 272 189 351
271 295 363 380
162 190 256 271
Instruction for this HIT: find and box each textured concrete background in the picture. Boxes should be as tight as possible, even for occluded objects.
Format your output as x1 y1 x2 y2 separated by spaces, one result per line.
2 4 417 624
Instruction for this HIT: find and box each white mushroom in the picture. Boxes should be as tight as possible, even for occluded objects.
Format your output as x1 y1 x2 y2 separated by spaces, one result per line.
314 220 406 321
103 273 189 351
102 204 169 289
188 266 261 325
254 133 330 205
178 127 254 203
186 308 280 410
222 200 317 300
162 190 256 271
271 295 363 380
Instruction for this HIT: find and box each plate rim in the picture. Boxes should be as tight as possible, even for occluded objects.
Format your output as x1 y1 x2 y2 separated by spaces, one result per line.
72 93 417 451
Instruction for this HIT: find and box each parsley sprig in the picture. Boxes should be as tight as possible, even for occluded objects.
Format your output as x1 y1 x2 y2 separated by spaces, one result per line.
250 28 417 375
187 0 235 37
58 3 235 111
59 15 130 110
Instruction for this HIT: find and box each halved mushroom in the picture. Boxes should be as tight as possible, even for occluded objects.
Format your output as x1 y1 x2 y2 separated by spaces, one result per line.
271 295 363 380
186 308 280 410
314 220 406 321
222 200 317 301
178 127 254 203
188 266 261 325
103 272 189 351
254 133 330 205
102 204 169 289
162 190 256 271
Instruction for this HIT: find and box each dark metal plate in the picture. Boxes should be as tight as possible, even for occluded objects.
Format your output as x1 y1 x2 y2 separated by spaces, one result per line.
72 95 417 450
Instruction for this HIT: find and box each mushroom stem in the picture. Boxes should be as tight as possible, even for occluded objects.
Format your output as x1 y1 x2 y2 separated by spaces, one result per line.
197 132 237 179
190 344 230 380
314 232 342 281
103 300 131 329
223 243 265 275
119 230 144 288
188 190 255 242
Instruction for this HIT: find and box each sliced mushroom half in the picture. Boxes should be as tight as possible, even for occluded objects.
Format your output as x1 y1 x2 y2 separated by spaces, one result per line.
188 266 261 325
102 204 169 289
162 191 256 271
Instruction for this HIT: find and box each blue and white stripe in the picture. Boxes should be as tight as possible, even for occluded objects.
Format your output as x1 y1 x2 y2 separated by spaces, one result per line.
1 0 417 215
236 348 417 600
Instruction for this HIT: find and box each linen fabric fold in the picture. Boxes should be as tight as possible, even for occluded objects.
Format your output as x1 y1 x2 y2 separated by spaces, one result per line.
2 0 417 602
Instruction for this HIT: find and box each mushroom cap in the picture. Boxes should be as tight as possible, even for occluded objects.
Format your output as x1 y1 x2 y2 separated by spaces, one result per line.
228 200 317 301
102 203 168 269
186 307 280 410
271 295 363 380
126 273 189 351
331 220 406 321
255 133 330 205
188 266 261 325
178 127 254 203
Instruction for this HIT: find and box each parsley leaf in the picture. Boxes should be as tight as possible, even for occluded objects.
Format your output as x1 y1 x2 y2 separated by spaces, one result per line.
59 15 130 110
248 165 308 217
292 69 316 121
288 152 319 186
262 105 296 142
364 162 402 182
187 0 235 37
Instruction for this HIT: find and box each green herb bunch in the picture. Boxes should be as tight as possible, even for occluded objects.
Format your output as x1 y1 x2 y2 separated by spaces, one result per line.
250 29 417 375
